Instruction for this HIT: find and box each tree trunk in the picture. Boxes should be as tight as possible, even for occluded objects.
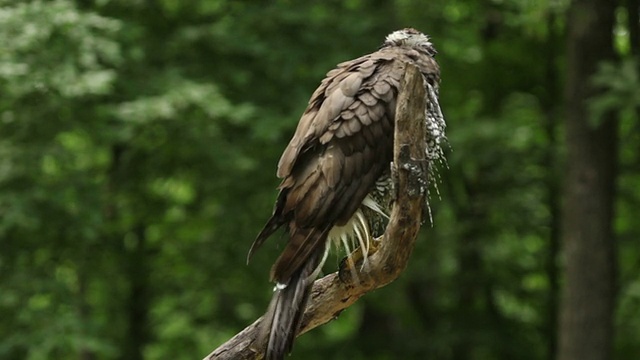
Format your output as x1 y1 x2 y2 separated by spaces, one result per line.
542 10 561 360
122 224 150 360
627 0 639 58
558 0 618 359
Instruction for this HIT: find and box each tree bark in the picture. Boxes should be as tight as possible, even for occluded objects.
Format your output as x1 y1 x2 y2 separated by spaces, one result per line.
205 64 429 360
122 224 150 360
558 0 618 359
627 0 639 58
542 10 561 360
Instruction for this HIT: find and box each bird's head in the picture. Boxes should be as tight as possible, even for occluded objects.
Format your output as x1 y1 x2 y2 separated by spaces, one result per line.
383 28 436 56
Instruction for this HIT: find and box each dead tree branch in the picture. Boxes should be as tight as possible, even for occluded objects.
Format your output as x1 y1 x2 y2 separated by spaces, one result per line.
205 64 428 360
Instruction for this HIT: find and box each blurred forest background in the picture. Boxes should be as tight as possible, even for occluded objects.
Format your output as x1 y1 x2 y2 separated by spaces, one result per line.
1 0 638 359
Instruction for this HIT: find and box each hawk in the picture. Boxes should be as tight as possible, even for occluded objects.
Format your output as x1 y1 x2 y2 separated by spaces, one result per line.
248 28 445 360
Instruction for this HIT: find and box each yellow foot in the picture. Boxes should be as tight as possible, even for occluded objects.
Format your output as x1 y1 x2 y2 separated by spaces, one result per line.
338 238 382 283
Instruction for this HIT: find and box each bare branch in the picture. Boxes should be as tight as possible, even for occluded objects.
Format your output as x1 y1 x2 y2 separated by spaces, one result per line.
204 64 428 360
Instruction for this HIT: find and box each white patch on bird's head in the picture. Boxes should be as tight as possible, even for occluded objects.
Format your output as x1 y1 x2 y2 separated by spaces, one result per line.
383 28 436 56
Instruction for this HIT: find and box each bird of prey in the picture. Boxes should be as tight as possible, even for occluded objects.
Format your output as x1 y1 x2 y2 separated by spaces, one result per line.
247 28 445 360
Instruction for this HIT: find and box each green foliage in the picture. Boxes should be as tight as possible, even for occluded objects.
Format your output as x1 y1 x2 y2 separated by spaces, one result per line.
590 59 640 127
0 0 121 98
0 0 638 360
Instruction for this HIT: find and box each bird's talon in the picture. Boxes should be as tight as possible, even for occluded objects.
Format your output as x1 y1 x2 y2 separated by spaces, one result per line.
338 241 382 283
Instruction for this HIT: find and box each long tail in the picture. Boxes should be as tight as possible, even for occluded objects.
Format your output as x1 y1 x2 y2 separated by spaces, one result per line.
255 248 324 360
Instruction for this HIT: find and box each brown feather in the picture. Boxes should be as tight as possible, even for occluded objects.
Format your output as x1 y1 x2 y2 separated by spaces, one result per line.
256 246 323 360
258 48 435 280
271 226 330 283
249 30 442 359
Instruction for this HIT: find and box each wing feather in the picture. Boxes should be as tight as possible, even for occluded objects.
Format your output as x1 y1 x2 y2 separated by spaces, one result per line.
250 31 443 360
255 47 435 283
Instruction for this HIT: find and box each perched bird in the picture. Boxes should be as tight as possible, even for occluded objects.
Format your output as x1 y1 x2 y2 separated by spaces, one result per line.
247 28 445 360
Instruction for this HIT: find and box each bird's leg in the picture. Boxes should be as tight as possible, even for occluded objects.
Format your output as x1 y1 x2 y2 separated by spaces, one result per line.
338 236 382 283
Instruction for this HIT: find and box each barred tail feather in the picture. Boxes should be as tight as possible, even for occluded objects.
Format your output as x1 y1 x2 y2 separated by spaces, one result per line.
256 249 324 360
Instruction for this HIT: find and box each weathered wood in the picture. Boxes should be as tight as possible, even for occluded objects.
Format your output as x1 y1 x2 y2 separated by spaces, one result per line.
204 64 428 360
